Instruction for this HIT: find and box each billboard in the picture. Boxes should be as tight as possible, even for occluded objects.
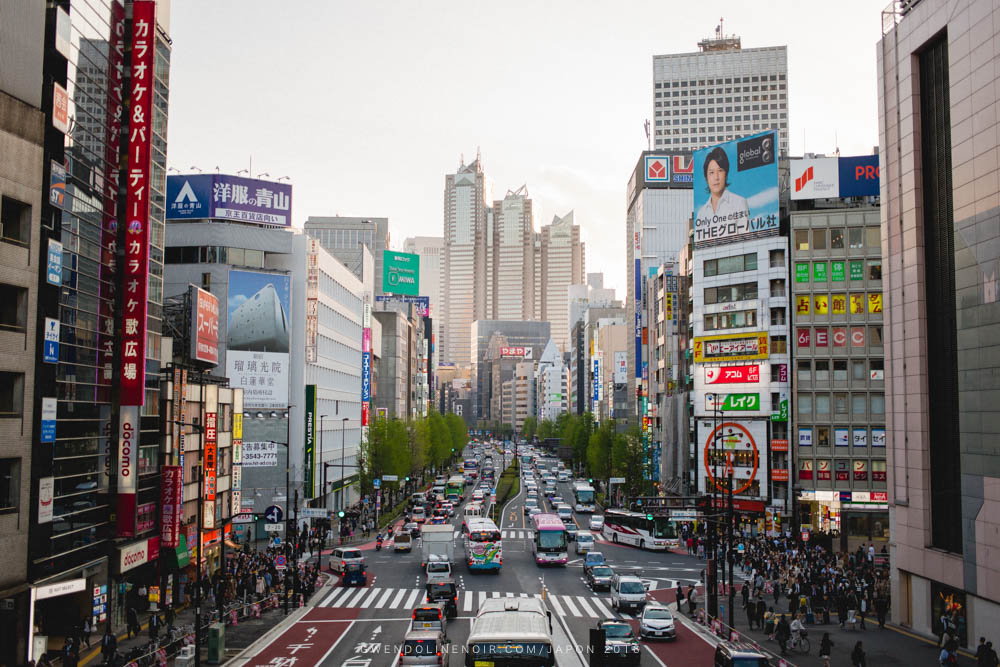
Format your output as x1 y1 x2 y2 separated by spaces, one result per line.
242 441 279 467
383 251 421 296
304 385 316 498
693 332 769 363
160 465 183 548
613 351 627 385
226 270 291 409
499 346 533 359
838 155 880 197
166 174 292 226
190 286 220 364
693 130 779 248
791 157 839 199
697 419 769 500
704 365 760 384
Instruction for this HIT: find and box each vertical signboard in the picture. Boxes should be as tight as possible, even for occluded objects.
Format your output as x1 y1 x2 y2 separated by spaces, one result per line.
41 397 57 443
160 465 182 548
203 412 217 529
304 385 316 498
43 318 60 363
117 406 138 536
46 239 63 286
190 286 220 364
38 477 55 524
226 270 291 409
231 391 243 515
362 302 371 428
305 240 319 363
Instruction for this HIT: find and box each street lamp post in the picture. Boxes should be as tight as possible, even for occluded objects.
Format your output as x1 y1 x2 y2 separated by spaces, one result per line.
169 419 205 667
339 416 349 516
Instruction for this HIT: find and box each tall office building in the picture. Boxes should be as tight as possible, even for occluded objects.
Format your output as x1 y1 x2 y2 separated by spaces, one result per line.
490 186 535 321
442 158 488 366
403 236 444 368
304 216 389 295
539 211 585 354
652 32 788 155
878 0 1000 643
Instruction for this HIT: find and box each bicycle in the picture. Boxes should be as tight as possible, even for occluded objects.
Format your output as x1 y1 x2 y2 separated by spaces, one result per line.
789 631 811 655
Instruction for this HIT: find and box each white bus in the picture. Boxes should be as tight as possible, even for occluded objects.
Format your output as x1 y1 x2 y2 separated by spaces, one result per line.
464 597 554 667
572 482 596 513
601 509 680 550
464 517 502 572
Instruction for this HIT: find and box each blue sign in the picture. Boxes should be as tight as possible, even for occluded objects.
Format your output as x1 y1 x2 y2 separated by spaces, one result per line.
838 155 880 197
166 174 293 226
46 239 63 286
374 294 430 315
592 358 600 402
273 537 281 545
264 505 284 523
41 397 57 443
361 351 371 401
43 318 59 364
839 491 853 503
373 478 381 489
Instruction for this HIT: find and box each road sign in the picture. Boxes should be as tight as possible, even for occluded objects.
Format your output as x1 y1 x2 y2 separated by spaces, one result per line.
382 475 398 482
264 523 283 532
373 478 381 489
610 477 626 484
275 554 287 570
272 537 281 546
490 494 497 503
299 508 327 519
264 505 283 523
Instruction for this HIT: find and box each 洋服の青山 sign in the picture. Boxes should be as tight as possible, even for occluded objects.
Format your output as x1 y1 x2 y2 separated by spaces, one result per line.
166 174 292 226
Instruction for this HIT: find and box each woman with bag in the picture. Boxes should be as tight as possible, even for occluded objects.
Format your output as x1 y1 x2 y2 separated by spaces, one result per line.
851 640 867 667
818 632 834 667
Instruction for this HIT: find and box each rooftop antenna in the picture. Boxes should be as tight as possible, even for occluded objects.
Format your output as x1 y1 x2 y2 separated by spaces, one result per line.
476 146 481 163
718 17 723 39
644 119 651 150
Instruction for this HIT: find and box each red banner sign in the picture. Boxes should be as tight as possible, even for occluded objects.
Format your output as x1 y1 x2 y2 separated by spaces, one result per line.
770 438 789 451
797 328 810 347
704 365 760 384
871 491 888 502
160 465 183 548
771 469 789 482
120 0 156 406
192 288 220 364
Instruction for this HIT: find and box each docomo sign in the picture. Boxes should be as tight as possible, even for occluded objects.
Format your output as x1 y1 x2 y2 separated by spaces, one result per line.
704 365 760 384
191 286 220 364
118 537 160 573
117 406 139 537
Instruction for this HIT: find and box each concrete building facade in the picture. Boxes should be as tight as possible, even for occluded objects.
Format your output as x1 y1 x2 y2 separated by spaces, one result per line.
539 212 585 354
304 216 388 296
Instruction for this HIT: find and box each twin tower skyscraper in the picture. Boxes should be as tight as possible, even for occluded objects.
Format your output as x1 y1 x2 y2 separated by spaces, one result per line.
441 156 584 367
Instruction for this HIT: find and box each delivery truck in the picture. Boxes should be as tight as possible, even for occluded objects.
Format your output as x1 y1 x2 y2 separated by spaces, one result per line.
421 523 455 567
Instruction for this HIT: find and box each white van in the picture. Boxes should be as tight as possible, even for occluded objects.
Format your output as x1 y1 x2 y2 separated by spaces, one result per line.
464 503 482 520
611 574 648 613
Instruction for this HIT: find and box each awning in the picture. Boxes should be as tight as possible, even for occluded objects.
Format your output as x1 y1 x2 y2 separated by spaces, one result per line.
224 539 240 550
162 535 191 570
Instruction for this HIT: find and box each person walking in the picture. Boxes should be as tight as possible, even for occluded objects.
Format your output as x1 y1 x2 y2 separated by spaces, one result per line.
126 605 140 640
851 640 867 667
101 628 117 664
165 605 176 630
775 615 791 656
818 632 834 667
874 594 888 629
148 612 160 642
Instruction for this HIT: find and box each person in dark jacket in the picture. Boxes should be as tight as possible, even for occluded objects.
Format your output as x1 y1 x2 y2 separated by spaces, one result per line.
875 595 888 629
819 632 834 667
101 628 117 663
775 615 791 655
126 606 140 639
851 640 867 667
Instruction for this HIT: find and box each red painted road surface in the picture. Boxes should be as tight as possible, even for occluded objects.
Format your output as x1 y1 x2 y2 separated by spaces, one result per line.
245 607 359 666
642 589 717 665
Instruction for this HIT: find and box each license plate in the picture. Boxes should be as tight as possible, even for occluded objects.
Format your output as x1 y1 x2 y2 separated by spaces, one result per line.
474 662 495 667
417 622 434 629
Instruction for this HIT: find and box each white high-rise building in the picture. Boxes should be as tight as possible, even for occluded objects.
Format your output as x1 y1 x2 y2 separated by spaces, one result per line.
539 211 585 354
652 31 788 155
491 186 535 321
403 235 444 368
442 158 487 366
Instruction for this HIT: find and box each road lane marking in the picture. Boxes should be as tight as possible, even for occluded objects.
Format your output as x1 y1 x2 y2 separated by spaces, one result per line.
478 591 487 608
560 595 581 617
643 644 670 667
360 587 382 608
330 588 353 607
375 588 395 608
591 598 614 617
505 592 514 597
389 589 407 608
403 589 421 608
548 595 566 616
463 591 474 612
491 591 501 598
574 596 598 618
312 619 354 667
320 587 345 607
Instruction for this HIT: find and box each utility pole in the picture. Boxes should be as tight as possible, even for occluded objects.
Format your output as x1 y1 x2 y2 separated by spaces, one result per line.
727 469 735 630
195 467 203 667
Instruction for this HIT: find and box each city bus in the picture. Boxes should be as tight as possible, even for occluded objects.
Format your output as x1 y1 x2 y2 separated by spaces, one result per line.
601 509 680 550
446 475 465 502
531 513 568 565
464 517 502 572
463 458 479 482
572 482 596 513
464 597 554 667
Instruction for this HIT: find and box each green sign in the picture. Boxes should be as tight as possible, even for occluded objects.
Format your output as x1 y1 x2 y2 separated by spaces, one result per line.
831 261 846 282
382 250 420 296
711 393 760 411
795 263 809 283
849 261 864 281
305 384 316 497
770 398 789 422
813 262 828 281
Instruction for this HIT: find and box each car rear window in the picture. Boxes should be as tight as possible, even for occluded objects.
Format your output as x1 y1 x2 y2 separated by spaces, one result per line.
427 583 456 598
403 638 438 656
413 607 442 621
342 550 362 559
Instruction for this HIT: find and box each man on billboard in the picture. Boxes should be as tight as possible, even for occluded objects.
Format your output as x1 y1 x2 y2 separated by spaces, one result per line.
695 146 750 229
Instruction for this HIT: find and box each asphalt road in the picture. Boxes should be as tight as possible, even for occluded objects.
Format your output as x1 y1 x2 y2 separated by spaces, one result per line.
239 447 722 666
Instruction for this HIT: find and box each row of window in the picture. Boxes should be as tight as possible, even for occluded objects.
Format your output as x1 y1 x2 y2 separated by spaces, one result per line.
704 309 757 332
795 260 882 283
655 74 787 87
797 359 884 382
165 246 266 268
796 325 885 349
798 458 887 483
797 392 885 417
704 281 758 304
795 293 883 317
794 227 880 252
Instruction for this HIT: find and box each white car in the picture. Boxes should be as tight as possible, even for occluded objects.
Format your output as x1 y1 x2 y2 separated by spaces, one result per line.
589 515 605 532
639 604 677 641
472 489 484 502
575 531 595 554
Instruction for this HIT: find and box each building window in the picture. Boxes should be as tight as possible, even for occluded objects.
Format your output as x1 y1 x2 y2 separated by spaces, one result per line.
703 282 757 304
0 372 25 417
769 278 786 298
0 458 18 512
813 229 828 250
769 249 785 268
771 335 787 354
834 392 849 413
797 393 812 414
816 394 831 415
871 394 885 415
852 394 867 416
866 227 881 250
704 309 757 331
868 260 882 281
770 307 786 326
852 360 866 381
831 228 845 249
848 228 864 249
817 427 831 447
0 196 31 247
797 361 811 383
795 230 809 251
0 283 29 333
833 360 848 381
704 253 757 276
815 360 829 382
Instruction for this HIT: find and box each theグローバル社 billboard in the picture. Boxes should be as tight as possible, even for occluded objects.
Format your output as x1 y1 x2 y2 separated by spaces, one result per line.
226 270 291 409
693 130 779 248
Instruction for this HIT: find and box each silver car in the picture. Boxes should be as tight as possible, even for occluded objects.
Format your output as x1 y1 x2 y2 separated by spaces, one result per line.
575 531 595 554
400 630 450 666
639 604 677 641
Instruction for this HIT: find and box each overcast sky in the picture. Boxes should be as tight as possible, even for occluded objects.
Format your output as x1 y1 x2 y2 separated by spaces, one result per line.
166 0 885 296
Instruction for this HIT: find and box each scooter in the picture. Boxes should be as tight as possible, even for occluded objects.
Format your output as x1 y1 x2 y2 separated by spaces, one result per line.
375 535 383 551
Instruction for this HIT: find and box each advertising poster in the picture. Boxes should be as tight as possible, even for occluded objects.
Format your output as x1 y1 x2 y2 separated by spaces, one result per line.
190 286 220 364
166 174 292 226
304 385 316 498
697 419 768 499
693 332 769 363
38 476 55 524
160 465 182 548
693 130 779 247
227 270 291 409
242 441 279 467
382 250 420 296
790 157 839 199
613 351 627 385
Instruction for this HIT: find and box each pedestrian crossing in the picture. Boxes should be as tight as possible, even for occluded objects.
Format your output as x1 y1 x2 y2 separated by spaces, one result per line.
317 587 617 619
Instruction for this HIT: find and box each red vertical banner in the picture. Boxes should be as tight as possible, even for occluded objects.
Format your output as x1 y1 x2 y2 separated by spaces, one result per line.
120 0 155 406
203 412 217 530
160 465 182 547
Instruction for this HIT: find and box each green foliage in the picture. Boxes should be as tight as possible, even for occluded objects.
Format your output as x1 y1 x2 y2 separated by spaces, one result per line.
444 412 468 453
587 420 616 480
536 419 556 441
521 416 537 441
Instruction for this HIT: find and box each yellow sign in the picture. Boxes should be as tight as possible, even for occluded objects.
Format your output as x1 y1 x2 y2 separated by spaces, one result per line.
868 292 882 313
693 332 769 363
850 294 865 314
234 413 243 439
832 294 847 315
814 295 829 314
795 295 810 315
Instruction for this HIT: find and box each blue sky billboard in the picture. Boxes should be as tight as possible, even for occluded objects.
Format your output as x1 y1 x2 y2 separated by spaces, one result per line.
692 130 779 248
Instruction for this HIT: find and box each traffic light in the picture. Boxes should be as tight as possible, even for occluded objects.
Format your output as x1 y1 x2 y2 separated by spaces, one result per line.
405 476 410 482
588 478 593 484
646 514 653 521
337 510 345 518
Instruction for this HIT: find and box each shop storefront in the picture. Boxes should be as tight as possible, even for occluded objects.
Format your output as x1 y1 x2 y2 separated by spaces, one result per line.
28 558 108 664
115 537 161 620
797 490 888 552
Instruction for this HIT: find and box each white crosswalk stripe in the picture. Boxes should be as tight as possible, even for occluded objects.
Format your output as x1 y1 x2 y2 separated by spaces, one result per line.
463 591 474 612
375 588 395 608
574 596 598 618
591 597 614 618
360 587 382 608
454 530 460 539
390 589 407 609
548 594 566 616
404 589 422 608
561 595 581 617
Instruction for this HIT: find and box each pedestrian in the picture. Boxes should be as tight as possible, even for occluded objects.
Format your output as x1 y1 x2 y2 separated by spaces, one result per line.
687 586 696 616
81 617 91 648
978 638 991 667
776 615 791 655
764 606 775 639
941 639 959 666
939 610 953 647
851 640 867 667
149 612 160 641
61 638 78 667
675 582 684 612
857 594 867 630
985 641 999 667
101 628 117 664
819 632 834 667
126 605 139 639
875 595 887 629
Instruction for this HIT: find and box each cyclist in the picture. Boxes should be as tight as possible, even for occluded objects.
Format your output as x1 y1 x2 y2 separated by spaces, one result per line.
789 615 807 651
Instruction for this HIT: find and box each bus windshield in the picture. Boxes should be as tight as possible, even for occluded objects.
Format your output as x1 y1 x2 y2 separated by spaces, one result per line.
468 643 553 666
653 517 678 540
469 530 501 542
537 531 567 550
575 488 594 503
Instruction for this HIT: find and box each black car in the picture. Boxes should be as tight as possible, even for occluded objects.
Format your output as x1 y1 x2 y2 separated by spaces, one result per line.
425 579 458 618
597 620 641 665
586 565 615 591
405 521 422 539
